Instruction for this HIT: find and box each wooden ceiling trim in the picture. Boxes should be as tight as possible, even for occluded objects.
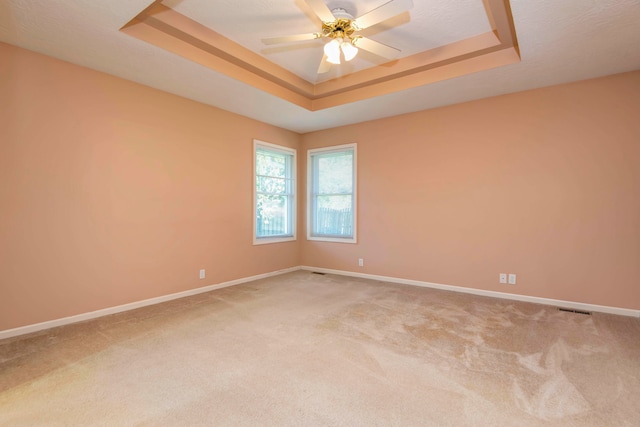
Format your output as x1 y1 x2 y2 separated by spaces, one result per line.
121 0 519 111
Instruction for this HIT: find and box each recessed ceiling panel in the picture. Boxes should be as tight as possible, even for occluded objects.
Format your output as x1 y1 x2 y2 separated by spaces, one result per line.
121 0 519 110
164 0 492 83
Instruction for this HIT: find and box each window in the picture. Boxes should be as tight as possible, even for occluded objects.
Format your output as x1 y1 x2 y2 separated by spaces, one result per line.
308 144 357 243
253 140 296 244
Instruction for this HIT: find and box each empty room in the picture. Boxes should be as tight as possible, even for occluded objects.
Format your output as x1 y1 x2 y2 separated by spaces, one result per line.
1 0 639 425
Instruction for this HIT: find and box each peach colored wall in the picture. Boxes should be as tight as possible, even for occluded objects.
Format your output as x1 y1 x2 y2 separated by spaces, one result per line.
0 42 300 330
301 71 640 310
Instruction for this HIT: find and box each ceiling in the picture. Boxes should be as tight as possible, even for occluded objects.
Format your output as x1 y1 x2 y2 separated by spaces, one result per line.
163 0 494 83
1 0 639 133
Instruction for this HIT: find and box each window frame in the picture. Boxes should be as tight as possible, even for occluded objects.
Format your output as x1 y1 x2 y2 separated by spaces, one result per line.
307 143 357 244
253 139 297 245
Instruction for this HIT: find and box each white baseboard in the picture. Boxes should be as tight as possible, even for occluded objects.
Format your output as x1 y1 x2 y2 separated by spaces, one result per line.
3 265 638 340
300 266 640 318
0 267 299 341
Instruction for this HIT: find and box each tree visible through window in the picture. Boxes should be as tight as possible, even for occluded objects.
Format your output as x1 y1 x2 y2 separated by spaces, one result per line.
308 144 357 243
254 140 296 244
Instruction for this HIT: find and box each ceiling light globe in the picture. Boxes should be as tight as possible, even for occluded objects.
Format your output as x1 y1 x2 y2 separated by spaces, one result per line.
341 41 358 61
324 39 341 64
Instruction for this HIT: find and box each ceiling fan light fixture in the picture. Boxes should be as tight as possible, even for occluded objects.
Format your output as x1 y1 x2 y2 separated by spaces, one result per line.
261 0 412 73
341 40 358 61
324 38 342 64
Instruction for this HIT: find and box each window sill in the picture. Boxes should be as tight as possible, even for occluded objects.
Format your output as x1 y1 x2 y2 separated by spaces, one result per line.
253 236 296 245
307 236 357 244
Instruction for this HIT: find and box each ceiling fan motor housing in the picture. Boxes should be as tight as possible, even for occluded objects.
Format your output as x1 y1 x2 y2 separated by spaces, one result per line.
322 9 356 39
330 7 354 20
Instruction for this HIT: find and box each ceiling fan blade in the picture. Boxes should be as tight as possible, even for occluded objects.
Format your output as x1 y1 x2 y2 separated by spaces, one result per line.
317 55 331 74
262 33 322 45
353 37 401 61
305 0 336 23
353 0 413 30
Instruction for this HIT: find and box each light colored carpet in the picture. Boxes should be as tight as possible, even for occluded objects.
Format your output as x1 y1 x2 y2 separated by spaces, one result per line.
1 271 639 426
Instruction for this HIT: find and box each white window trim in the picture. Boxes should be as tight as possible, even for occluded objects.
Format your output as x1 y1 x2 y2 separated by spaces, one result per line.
307 143 357 244
253 139 296 245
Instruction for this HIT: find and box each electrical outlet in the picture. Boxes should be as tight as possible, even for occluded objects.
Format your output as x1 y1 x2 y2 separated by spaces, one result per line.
508 274 516 285
199 269 206 279
499 273 507 284
358 258 364 267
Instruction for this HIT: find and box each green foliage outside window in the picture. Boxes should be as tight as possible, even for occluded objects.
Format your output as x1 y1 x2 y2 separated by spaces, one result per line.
256 147 293 238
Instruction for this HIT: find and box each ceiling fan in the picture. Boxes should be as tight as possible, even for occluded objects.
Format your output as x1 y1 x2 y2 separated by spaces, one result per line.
261 0 413 74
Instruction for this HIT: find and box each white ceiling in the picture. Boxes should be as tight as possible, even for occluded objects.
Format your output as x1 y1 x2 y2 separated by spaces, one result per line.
1 0 639 133
166 0 492 83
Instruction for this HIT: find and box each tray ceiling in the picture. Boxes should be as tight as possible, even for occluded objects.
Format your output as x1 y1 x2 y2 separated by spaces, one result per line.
121 0 520 110
1 0 639 132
